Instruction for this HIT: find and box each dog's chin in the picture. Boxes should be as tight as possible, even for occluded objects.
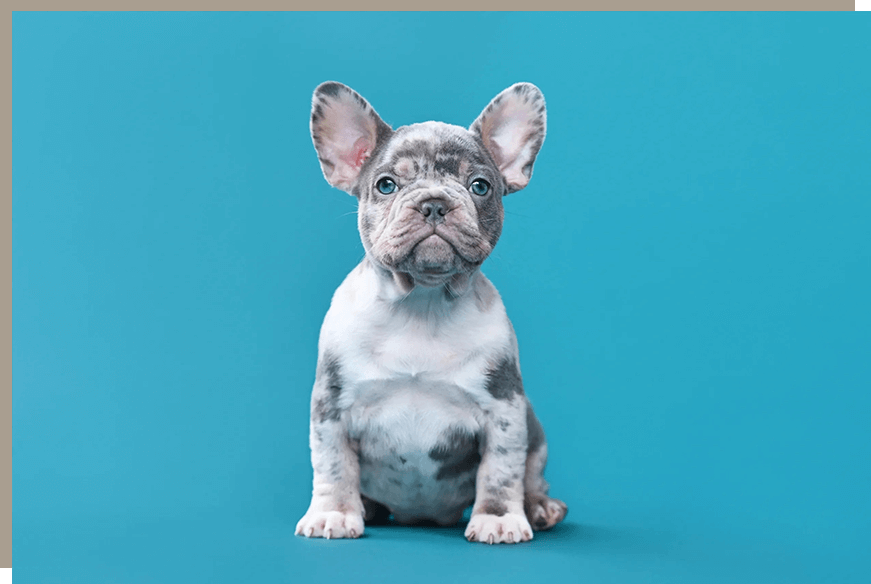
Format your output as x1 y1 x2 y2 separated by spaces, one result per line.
372 229 491 291
404 234 459 286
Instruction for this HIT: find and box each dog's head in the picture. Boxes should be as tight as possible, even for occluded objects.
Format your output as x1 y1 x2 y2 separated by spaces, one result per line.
310 82 546 289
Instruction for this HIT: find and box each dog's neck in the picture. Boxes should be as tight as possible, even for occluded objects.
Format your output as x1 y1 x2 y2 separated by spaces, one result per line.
362 257 479 310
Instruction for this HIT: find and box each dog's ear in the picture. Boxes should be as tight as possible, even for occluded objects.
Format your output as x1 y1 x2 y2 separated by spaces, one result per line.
311 82 393 193
470 83 546 194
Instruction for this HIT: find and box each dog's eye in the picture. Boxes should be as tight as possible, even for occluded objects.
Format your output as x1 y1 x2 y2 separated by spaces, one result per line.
470 179 490 196
376 177 397 195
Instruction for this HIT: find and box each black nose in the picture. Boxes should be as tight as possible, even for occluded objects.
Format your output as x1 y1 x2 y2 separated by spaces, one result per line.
420 199 448 224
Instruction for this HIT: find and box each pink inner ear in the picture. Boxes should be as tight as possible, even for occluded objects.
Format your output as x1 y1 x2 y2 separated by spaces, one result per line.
340 136 373 170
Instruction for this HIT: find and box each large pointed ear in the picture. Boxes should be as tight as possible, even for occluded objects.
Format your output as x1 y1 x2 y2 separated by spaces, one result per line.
470 83 546 194
310 82 393 193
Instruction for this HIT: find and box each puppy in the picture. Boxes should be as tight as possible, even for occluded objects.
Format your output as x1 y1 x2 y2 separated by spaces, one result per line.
295 82 567 544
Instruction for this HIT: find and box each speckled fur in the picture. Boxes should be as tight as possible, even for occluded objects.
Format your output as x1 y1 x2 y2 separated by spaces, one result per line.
296 82 567 544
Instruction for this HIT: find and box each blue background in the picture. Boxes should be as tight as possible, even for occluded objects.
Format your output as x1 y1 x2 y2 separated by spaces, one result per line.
12 11 871 583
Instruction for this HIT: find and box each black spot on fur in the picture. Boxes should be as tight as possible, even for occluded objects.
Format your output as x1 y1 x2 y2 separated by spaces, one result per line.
485 357 524 400
480 500 508 517
429 429 482 480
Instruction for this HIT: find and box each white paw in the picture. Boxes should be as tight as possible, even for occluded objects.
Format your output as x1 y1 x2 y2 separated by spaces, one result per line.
464 513 533 544
295 510 365 539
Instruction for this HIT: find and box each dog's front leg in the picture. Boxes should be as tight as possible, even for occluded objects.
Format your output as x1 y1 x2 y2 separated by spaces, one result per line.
466 393 534 544
295 369 365 539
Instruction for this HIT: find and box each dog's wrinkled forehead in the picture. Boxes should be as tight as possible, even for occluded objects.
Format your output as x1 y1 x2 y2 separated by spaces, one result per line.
368 122 498 188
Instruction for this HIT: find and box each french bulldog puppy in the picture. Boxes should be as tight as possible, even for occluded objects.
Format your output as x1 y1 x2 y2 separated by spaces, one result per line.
295 81 567 544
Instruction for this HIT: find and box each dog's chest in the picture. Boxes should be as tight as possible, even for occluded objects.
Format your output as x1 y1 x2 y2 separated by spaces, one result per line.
320 277 512 516
341 317 491 456
348 380 482 518
323 274 511 398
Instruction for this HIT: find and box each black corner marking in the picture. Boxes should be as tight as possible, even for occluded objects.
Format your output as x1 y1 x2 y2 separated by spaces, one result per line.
485 357 524 400
429 428 482 480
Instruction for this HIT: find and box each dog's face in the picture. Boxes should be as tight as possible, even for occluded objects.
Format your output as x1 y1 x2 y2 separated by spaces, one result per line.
310 82 546 287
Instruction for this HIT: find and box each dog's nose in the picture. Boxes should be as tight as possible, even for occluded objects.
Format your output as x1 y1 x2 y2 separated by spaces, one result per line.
420 199 448 224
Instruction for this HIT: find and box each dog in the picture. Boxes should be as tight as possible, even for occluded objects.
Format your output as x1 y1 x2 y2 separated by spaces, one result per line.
295 81 567 544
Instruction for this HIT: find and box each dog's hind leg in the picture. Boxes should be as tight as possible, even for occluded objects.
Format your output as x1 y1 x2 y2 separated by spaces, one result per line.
361 495 392 525
523 403 568 531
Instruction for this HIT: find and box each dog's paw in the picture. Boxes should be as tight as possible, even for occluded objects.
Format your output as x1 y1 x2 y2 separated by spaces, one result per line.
295 510 365 539
526 495 568 531
464 513 533 544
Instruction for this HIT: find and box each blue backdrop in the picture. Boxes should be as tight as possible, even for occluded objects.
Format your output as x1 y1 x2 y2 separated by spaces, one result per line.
12 11 871 583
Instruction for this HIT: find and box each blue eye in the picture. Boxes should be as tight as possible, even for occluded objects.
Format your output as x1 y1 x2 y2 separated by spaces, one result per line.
376 177 397 195
470 179 490 196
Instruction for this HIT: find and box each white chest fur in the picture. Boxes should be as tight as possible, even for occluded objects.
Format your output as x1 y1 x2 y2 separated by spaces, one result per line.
319 261 513 402
315 262 516 519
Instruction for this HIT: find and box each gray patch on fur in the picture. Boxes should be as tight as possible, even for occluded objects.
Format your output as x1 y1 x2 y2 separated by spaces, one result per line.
312 353 343 423
480 499 508 517
312 396 340 423
429 428 482 480
321 353 342 397
433 156 461 176
485 357 524 400
316 82 343 98
527 403 545 454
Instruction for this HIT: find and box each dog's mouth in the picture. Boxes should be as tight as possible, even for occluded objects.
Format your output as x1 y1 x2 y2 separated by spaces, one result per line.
369 212 494 288
405 233 460 279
